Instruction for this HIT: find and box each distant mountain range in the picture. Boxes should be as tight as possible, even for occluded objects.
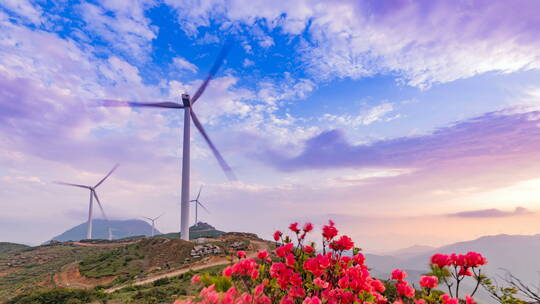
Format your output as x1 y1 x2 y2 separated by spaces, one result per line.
49 219 159 242
49 220 226 242
365 234 540 303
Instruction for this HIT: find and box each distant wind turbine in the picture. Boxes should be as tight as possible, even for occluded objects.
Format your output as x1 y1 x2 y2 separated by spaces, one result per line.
142 214 163 237
190 186 210 225
54 164 118 240
99 42 236 240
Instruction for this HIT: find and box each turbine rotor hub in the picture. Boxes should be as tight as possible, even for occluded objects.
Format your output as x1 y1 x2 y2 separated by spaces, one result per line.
181 94 190 107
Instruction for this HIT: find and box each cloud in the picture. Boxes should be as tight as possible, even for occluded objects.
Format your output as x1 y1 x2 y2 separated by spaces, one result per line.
0 0 42 24
321 102 397 127
242 58 255 68
172 56 199 73
167 0 540 88
448 207 532 218
260 108 540 171
78 0 157 60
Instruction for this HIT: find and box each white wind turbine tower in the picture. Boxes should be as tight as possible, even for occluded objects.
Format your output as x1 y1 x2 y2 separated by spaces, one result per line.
190 186 210 226
55 164 118 240
100 43 236 241
142 214 163 237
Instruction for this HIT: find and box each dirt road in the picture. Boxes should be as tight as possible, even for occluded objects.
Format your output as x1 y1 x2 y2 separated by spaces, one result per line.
105 240 269 293
54 262 116 289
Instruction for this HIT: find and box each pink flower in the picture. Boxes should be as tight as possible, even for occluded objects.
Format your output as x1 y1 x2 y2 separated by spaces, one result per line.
286 253 296 266
396 281 415 298
304 245 314 254
302 296 322 304
273 230 282 241
313 277 329 289
276 242 294 258
280 297 294 304
329 235 354 251
431 253 451 268
289 287 306 298
419 275 438 289
257 250 269 260
353 253 365 265
371 279 386 293
223 266 233 277
289 222 300 233
415 300 426 304
441 294 459 304
254 284 265 296
465 295 476 304
191 274 201 284
464 251 487 267
322 220 338 240
237 250 246 258
251 269 259 280
303 222 314 233
391 269 408 281
458 266 473 276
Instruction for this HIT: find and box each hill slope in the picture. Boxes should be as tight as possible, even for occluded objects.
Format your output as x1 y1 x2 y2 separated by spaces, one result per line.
0 242 29 255
50 219 160 242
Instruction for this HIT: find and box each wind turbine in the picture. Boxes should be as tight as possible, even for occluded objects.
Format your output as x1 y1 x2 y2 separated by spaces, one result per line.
190 186 210 226
100 43 236 241
55 164 118 240
142 214 163 237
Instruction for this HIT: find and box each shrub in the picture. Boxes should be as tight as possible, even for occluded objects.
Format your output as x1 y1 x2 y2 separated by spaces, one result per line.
7 288 105 304
175 220 489 304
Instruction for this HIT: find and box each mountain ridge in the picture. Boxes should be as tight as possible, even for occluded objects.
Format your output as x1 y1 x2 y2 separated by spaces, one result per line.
49 219 160 242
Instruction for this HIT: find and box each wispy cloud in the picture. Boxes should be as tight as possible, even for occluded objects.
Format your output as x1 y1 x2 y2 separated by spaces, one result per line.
321 102 397 127
448 207 532 218
172 56 199 73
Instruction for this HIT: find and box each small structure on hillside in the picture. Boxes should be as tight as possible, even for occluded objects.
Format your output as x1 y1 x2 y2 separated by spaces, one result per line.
189 243 222 258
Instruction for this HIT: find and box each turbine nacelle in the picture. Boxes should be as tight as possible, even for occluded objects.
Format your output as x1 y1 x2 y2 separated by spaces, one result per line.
182 94 190 107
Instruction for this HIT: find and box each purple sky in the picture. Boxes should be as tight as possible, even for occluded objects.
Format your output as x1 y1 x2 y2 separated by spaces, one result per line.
1 0 540 251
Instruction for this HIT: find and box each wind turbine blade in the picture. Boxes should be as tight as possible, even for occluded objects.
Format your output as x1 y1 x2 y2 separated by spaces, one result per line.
155 213 164 220
94 164 119 188
92 191 112 240
53 181 91 189
196 186 202 201
99 100 184 109
190 41 232 104
197 201 210 213
142 216 153 221
190 110 237 181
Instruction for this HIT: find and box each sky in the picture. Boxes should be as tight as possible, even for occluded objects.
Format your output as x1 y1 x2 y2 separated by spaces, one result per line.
1 0 540 252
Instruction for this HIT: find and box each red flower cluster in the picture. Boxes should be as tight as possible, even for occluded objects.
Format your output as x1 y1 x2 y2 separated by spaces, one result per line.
177 221 487 304
430 252 487 269
419 275 438 289
223 258 259 280
322 220 338 240
329 235 354 251
273 230 282 241
391 269 415 299
289 222 300 233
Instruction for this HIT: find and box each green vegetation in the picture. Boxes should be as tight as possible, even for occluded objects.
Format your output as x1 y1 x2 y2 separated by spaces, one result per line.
6 288 107 304
0 242 29 255
0 244 111 301
79 246 146 279
4 264 227 304
78 238 194 281
108 264 227 303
